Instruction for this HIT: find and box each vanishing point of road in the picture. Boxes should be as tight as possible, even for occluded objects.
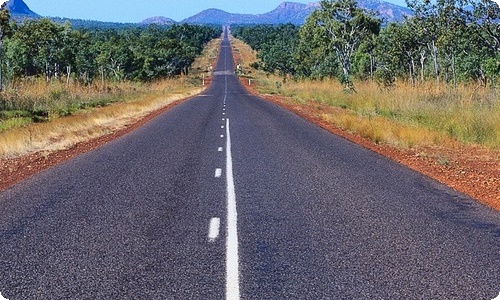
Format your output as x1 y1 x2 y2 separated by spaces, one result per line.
0 28 498 299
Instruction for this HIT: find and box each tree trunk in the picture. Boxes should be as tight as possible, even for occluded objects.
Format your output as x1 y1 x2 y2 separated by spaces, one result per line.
101 66 105 91
411 58 416 86
451 53 456 89
46 62 50 82
342 66 350 89
66 65 71 86
369 49 374 80
408 62 412 84
420 52 426 83
479 69 487 87
431 40 439 84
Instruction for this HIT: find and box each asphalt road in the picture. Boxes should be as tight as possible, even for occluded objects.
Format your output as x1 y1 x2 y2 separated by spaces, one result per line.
0 28 499 300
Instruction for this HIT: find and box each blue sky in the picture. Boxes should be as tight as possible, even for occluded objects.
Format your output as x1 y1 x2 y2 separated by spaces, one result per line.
26 0 409 23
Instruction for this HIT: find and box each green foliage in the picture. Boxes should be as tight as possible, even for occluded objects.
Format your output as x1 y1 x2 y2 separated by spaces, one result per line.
296 14 339 79
233 24 300 79
1 20 221 84
233 0 499 90
374 67 396 89
311 0 381 89
0 19 221 128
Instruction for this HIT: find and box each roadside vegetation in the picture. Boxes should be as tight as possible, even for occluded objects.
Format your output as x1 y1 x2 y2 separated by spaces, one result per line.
0 5 222 157
232 0 499 151
252 78 499 150
231 32 499 210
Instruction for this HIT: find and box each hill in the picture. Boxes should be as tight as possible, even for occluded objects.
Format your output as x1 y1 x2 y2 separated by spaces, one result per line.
180 8 257 25
141 16 177 26
182 1 413 25
3 0 39 20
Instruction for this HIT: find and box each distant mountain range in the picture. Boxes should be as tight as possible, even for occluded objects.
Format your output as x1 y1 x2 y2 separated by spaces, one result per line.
3 0 413 27
178 2 322 25
160 1 413 25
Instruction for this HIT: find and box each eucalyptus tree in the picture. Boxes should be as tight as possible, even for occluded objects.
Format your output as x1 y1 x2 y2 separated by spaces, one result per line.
0 2 12 92
406 0 499 86
406 0 443 83
306 0 380 89
373 23 419 85
354 32 378 80
296 15 339 79
0 18 220 85
470 0 500 52
467 0 499 85
232 24 300 79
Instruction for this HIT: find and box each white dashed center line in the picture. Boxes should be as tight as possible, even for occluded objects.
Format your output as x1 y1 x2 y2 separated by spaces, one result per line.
215 168 222 178
208 217 221 242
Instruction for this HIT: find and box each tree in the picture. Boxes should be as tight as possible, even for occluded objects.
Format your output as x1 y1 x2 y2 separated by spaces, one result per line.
0 2 12 92
256 24 299 80
0 19 221 85
309 0 380 89
233 24 300 79
470 0 500 52
296 16 339 79
466 0 500 86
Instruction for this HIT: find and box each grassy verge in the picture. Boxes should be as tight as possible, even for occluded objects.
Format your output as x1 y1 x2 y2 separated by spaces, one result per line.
0 79 202 157
231 37 499 151
279 80 498 150
0 38 222 158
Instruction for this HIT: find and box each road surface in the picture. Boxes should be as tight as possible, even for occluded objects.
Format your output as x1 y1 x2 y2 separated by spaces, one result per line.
0 28 498 300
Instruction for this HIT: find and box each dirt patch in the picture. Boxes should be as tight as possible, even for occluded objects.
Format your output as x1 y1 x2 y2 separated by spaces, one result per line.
239 78 499 211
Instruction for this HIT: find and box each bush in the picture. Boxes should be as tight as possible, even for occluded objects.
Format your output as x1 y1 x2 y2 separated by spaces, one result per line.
374 68 396 89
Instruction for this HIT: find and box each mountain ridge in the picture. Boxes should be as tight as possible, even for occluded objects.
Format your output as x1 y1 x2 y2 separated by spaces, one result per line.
179 0 412 25
3 0 412 26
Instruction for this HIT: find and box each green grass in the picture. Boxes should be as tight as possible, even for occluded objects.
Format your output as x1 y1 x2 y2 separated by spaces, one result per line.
0 117 32 131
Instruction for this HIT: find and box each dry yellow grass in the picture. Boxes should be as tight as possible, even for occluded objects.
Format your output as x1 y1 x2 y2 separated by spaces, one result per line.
0 79 202 158
321 110 451 149
278 79 499 149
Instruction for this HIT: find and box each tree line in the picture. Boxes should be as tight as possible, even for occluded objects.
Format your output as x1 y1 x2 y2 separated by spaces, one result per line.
0 5 222 89
233 0 499 89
